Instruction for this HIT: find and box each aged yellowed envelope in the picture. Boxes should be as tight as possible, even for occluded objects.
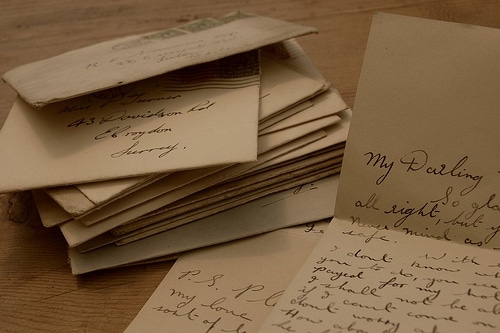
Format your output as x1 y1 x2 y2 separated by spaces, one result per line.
3 12 317 107
68 175 340 274
45 174 163 217
0 51 260 192
30 37 330 213
55 98 350 248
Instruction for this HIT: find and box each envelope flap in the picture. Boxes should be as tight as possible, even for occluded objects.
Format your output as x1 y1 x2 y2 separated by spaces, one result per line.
3 12 317 108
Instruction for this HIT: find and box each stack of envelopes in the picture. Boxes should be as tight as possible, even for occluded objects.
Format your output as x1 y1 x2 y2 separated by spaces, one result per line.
0 12 351 274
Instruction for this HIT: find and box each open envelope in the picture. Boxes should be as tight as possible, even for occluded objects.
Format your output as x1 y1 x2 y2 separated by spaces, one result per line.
56 107 350 248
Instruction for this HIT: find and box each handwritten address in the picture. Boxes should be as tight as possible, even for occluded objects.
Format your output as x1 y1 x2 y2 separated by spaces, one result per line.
58 93 217 159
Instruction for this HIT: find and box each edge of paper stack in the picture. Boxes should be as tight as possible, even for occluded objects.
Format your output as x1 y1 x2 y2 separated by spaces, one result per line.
0 12 352 274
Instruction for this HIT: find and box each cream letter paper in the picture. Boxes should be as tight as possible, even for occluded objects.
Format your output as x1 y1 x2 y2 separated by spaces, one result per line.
125 222 327 333
258 13 500 333
259 219 500 333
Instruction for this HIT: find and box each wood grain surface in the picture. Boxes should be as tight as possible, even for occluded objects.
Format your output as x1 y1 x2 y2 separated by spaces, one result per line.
1 1 499 331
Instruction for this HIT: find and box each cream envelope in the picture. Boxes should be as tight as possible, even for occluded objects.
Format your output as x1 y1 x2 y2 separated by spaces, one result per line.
0 51 260 193
258 100 313 131
257 12 500 333
124 222 328 333
77 115 333 227
3 12 317 107
35 165 226 228
117 171 341 245
259 89 348 135
109 150 343 245
72 143 343 252
83 114 347 237
32 190 73 227
56 133 327 247
68 174 339 274
45 174 164 217
62 88 348 227
257 113 340 154
109 90 349 230
75 175 159 203
258 39 329 121
59 104 349 249
53 133 325 247
51 108 349 248
42 39 330 217
252 108 351 170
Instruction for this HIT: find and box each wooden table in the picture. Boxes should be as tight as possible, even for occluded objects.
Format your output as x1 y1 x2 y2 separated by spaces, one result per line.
1 1 499 331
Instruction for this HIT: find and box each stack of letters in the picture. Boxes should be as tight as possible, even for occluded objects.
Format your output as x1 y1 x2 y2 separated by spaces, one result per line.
0 12 351 274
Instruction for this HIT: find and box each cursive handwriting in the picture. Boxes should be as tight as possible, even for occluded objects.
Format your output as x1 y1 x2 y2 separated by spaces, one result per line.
120 92 181 105
263 219 500 332
342 229 390 244
110 140 181 158
99 108 181 124
95 123 172 141
399 150 483 196
353 148 500 249
364 151 394 185
92 88 181 108
384 200 440 228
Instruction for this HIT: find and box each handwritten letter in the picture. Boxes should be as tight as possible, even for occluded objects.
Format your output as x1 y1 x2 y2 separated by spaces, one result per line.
334 12 500 251
258 219 500 332
125 223 327 333
259 12 500 333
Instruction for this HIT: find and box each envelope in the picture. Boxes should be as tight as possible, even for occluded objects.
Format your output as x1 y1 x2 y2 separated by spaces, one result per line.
3 12 317 107
78 91 349 229
40 38 331 216
109 150 343 245
68 174 339 274
55 106 349 248
54 135 324 247
258 100 313 131
0 51 260 192
259 89 348 134
45 174 163 217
